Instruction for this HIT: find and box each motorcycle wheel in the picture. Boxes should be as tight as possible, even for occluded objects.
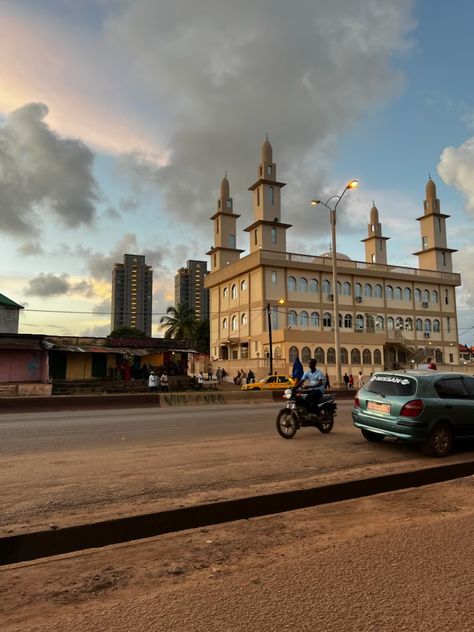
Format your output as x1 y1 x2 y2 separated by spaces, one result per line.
317 415 334 433
276 410 298 439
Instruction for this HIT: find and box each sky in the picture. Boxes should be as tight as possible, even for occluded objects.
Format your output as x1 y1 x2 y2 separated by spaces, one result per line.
1 0 474 345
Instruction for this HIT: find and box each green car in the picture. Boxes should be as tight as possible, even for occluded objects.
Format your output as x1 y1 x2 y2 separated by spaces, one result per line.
352 370 474 457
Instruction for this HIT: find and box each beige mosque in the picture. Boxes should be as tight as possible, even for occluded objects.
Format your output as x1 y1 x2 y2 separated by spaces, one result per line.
205 139 461 382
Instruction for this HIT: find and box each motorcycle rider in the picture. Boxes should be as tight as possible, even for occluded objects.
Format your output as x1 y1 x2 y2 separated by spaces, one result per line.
294 358 325 411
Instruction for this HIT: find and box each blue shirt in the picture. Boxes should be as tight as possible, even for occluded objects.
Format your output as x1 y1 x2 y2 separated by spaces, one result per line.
300 368 325 392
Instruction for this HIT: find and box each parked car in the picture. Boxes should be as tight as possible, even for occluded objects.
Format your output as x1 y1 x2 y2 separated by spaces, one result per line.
352 370 474 457
241 375 296 391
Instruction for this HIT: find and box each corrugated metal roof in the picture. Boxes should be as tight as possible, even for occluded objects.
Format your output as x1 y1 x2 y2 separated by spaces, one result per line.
0 294 24 309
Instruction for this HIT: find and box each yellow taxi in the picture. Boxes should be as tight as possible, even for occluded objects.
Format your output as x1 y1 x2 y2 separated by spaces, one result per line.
241 375 296 391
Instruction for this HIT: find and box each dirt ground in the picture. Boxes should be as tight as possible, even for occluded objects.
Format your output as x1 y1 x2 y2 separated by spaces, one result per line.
1 476 473 632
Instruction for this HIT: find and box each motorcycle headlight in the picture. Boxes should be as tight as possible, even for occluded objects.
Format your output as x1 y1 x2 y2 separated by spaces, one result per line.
283 388 293 399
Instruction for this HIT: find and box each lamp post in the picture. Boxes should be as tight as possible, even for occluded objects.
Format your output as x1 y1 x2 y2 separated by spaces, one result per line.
266 299 285 376
311 179 359 387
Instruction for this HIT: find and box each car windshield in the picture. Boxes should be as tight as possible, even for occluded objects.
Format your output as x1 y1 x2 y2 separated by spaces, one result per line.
364 374 417 397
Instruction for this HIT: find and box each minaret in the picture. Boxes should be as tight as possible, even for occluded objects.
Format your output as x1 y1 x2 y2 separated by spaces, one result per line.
361 202 389 264
413 176 456 272
207 174 243 272
243 138 291 253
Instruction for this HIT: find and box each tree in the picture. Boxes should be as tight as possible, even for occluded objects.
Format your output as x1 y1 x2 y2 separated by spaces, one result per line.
193 319 210 353
160 304 197 339
109 326 147 338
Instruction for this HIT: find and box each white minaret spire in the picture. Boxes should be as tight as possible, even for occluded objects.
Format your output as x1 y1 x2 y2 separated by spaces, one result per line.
207 174 243 272
361 201 389 264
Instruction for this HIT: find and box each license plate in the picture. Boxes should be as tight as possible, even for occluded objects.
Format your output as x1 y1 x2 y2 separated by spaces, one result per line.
367 401 391 414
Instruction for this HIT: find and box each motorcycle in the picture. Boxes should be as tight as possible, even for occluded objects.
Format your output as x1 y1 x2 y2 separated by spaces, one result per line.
276 387 337 439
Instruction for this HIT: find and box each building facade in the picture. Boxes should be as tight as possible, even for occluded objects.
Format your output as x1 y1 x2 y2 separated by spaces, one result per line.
175 260 209 321
111 254 153 336
205 140 461 381
0 293 23 334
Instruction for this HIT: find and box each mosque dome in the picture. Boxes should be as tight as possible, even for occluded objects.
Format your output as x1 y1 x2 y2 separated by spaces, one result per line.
319 251 352 261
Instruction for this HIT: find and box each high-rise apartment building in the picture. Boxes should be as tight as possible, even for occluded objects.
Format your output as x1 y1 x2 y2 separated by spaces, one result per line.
111 254 153 336
175 260 209 321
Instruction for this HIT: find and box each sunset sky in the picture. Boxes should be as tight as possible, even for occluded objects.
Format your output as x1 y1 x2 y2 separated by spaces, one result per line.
2 0 474 344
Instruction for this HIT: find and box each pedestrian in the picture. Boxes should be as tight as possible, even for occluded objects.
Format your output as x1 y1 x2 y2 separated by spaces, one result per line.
208 365 213 380
221 367 227 380
241 369 247 384
357 371 364 388
160 371 169 392
349 374 354 389
247 369 255 384
216 367 222 383
197 371 204 390
343 373 350 389
325 374 331 389
234 370 241 385
148 370 158 393
427 357 437 370
292 356 304 381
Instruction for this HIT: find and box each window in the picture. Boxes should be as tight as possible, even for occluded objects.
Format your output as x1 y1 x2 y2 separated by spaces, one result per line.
415 288 421 302
231 284 237 299
435 349 443 364
423 289 429 303
355 314 364 330
424 319 431 332
288 310 298 327
323 312 332 327
309 278 318 293
364 283 372 298
387 317 394 330
351 348 361 364
229 234 236 248
396 317 403 329
444 289 449 305
315 347 325 363
271 270 277 285
386 285 394 299
223 287 228 298
433 319 440 333
355 283 362 298
301 346 311 363
267 165 272 176
344 314 353 328
442 252 446 266
394 287 402 300
254 229 258 245
404 287 412 301
343 281 351 295
222 317 228 329
415 318 423 331
271 227 277 244
299 277 308 292
374 349 382 365
435 378 470 399
299 311 309 327
5 310 13 321
216 218 219 233
375 315 384 330
323 279 331 295
337 281 342 295
231 315 237 330
447 317 451 333
289 346 298 363
241 313 248 326
274 347 281 359
374 284 383 298
310 311 320 327
257 188 260 206
327 348 336 364
240 279 247 291
422 236 428 250
405 318 413 331
270 186 275 205
362 349 372 364
288 276 296 292
432 290 438 303
340 347 348 363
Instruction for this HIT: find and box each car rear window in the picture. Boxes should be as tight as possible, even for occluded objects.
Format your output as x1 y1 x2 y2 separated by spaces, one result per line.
364 374 416 397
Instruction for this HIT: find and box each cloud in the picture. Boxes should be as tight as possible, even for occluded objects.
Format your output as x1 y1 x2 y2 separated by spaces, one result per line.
107 0 415 241
0 103 100 238
438 138 474 214
24 273 94 298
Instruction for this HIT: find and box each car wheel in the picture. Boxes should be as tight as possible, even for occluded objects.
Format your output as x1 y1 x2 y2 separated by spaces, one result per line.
422 422 453 457
361 429 385 442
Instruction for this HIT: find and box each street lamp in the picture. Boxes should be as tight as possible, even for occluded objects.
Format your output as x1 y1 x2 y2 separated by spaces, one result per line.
310 179 359 388
266 299 285 376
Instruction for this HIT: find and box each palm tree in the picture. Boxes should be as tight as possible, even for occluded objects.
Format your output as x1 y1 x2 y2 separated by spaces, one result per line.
160 304 197 339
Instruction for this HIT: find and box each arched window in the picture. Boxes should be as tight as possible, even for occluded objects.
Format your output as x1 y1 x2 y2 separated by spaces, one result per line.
288 276 296 292
327 347 336 364
274 346 281 359
366 314 375 329
299 311 309 327
271 227 277 244
414 288 421 302
374 284 383 298
301 346 311 363
351 348 361 364
423 289 430 303
424 319 431 332
289 346 298 363
315 347 325 363
343 281 351 295
432 290 439 303
299 277 308 292
396 317 403 329
311 311 320 327
223 287 228 297
386 285 394 299
355 283 362 298
340 347 348 364
435 348 443 363
309 278 318 293
363 349 372 364
355 314 364 330
404 287 412 301
231 284 237 299
387 317 394 330
433 319 440 333
405 318 413 331
394 287 402 300
288 310 298 327
337 281 342 295
222 317 228 329
364 283 373 297
375 315 384 330
240 279 247 291
344 313 353 328
415 318 423 331
231 315 237 330
322 279 331 295
338 313 343 328
374 349 382 365
323 312 332 327
241 313 248 326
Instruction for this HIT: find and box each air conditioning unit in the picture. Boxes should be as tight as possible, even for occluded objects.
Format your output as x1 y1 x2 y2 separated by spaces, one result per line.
355 296 363 303
422 301 429 308
424 332 430 338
